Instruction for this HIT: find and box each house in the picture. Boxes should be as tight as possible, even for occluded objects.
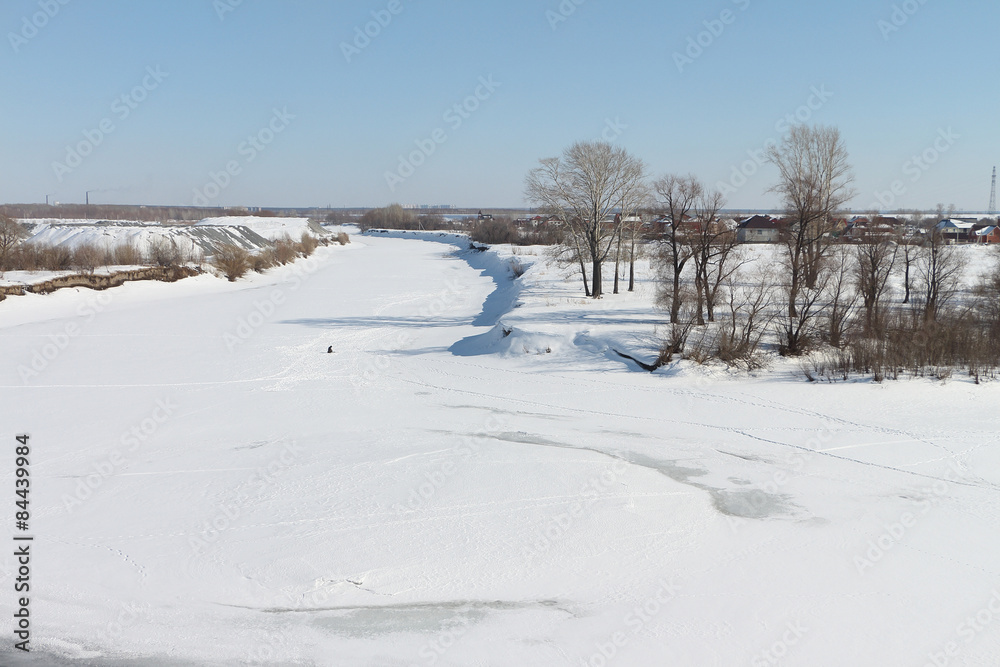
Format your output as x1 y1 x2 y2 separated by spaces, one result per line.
736 215 781 244
972 225 1000 244
935 219 976 244
844 217 897 242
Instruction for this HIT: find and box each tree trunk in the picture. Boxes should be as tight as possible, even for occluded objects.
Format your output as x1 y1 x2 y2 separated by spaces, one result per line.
613 229 623 295
578 255 590 297
592 258 603 299
670 272 681 323
903 261 911 304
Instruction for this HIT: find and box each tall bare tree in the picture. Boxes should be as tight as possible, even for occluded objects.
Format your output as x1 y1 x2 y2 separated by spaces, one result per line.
767 125 855 354
917 226 965 323
687 190 741 324
654 174 702 322
526 142 646 298
826 245 858 347
612 179 650 295
854 214 898 335
767 125 855 308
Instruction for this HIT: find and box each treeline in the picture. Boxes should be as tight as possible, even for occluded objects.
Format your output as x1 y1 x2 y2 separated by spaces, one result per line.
525 128 1000 381
355 204 565 246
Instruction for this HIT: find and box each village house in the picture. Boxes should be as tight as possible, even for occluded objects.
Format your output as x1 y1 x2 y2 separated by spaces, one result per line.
736 215 782 244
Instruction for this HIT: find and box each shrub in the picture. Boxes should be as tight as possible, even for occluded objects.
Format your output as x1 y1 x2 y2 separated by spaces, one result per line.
359 204 418 231
147 237 182 267
272 237 297 264
112 241 144 266
212 243 250 282
471 218 519 245
336 232 350 245
300 232 318 256
250 248 277 273
35 244 73 271
71 243 104 274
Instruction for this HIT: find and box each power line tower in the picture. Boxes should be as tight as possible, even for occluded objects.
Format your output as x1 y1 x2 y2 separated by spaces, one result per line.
990 166 997 214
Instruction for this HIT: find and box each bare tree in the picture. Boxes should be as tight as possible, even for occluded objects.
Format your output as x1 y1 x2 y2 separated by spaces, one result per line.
526 142 646 298
718 268 775 368
0 215 27 271
916 227 965 323
853 215 897 335
897 225 921 305
767 125 855 354
612 179 650 294
653 174 701 322
826 245 858 347
687 190 742 324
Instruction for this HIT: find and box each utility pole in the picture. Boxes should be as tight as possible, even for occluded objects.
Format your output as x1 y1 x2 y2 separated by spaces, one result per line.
990 167 997 215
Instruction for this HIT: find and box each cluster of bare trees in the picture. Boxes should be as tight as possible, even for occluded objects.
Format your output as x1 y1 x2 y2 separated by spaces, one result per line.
525 141 648 298
525 129 1000 379
524 141 755 364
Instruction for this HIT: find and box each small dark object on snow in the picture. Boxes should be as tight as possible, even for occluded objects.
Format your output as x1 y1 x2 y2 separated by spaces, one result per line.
327 346 334 354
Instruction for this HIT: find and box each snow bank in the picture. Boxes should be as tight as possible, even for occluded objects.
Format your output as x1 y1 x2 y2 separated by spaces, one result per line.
195 216 319 241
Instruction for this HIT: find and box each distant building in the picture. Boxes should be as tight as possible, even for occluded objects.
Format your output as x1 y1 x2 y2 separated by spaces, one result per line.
936 219 976 244
972 225 1000 244
736 215 781 244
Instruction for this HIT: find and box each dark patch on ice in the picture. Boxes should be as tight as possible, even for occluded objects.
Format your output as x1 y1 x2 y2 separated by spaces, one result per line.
718 450 765 463
492 431 564 446
220 599 572 638
235 440 269 451
442 404 568 421
620 452 796 519
710 489 795 519
0 652 213 667
438 428 799 521
619 452 708 484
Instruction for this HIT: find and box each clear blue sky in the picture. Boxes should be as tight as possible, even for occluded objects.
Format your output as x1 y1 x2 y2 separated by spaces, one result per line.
1 0 997 211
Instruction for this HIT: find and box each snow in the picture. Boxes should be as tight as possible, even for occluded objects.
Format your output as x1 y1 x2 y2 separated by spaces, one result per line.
0 233 999 666
194 216 316 241
15 216 324 264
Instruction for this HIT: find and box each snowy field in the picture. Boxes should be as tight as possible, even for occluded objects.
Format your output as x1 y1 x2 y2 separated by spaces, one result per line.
1 232 999 666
